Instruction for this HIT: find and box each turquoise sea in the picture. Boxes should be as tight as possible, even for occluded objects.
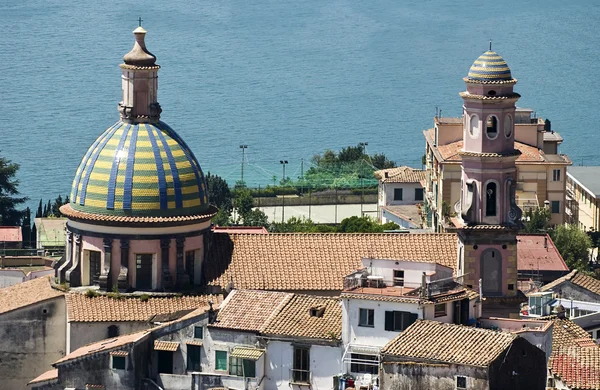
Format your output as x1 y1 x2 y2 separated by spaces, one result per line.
0 0 598 209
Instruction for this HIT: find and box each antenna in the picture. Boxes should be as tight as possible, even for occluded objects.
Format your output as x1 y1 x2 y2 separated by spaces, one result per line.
489 40 492 51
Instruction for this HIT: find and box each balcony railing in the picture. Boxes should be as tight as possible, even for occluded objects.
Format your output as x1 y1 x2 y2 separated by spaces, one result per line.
290 369 311 384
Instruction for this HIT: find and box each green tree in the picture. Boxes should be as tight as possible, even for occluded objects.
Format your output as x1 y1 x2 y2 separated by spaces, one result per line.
21 207 31 247
36 199 43 218
338 216 400 233
523 207 551 233
233 188 254 222
51 195 64 217
338 145 364 163
550 224 592 271
212 209 231 226
206 172 233 213
0 154 26 225
372 153 396 169
243 209 270 228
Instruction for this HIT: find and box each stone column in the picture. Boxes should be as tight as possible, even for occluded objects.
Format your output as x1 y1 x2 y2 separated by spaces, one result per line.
65 234 82 287
117 239 129 291
58 230 73 283
99 238 112 291
175 236 187 287
161 238 173 291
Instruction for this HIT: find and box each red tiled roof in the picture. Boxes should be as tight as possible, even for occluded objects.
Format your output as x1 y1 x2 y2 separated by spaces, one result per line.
374 166 426 183
213 226 269 234
541 270 600 297
27 369 58 385
66 294 222 322
209 290 292 332
0 276 64 315
516 234 569 272
381 320 516 367
550 346 600 390
205 233 458 291
0 226 22 242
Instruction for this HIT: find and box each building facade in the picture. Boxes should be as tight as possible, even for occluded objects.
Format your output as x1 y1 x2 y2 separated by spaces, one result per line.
56 27 217 292
566 166 600 231
374 167 425 228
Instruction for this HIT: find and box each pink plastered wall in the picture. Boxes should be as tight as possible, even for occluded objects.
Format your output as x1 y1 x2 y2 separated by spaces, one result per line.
466 244 511 296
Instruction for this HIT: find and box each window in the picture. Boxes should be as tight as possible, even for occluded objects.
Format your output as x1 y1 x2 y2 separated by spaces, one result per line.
194 326 203 339
553 169 561 182
185 250 196 284
504 114 513 138
359 308 374 327
456 376 467 389
393 270 405 286
394 188 403 201
292 347 310 383
107 325 119 338
415 188 424 201
112 356 126 370
215 350 228 371
187 345 201 371
469 114 480 138
486 182 497 217
551 200 560 214
486 115 498 139
384 311 418 331
434 303 447 317
350 354 378 374
230 357 256 377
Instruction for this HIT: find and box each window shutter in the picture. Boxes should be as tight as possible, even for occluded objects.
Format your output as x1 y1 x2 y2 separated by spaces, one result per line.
385 311 393 331
408 313 418 328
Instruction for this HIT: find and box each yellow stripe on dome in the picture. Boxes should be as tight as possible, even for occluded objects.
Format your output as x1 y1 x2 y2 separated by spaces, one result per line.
472 60 508 66
131 188 160 197
84 185 110 195
183 198 202 208
84 198 110 208
470 66 510 71
181 186 201 195
135 140 154 148
131 201 161 210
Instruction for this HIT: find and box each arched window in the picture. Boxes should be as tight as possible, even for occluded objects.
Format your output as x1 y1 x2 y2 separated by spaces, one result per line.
486 115 498 139
487 90 496 96
108 325 120 338
486 182 497 216
504 114 513 138
469 114 480 138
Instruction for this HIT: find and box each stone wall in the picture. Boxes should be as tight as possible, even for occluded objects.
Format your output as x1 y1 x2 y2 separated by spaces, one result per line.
0 297 66 389
381 362 489 390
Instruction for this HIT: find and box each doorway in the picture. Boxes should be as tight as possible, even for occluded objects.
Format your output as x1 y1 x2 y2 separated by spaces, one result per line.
157 351 173 374
481 249 502 296
89 250 101 285
136 254 153 290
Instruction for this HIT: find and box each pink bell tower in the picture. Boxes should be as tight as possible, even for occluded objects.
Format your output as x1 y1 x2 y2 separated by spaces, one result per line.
455 47 523 298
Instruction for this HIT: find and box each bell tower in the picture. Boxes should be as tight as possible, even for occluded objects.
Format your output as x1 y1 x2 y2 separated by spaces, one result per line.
455 48 523 297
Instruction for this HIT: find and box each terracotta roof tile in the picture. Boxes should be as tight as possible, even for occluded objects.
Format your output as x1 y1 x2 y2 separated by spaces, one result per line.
548 317 594 350
550 346 600 390
154 340 179 351
541 270 600 297
429 132 564 165
54 330 150 365
381 320 516 367
517 234 569 272
205 233 458 291
262 295 341 340
27 369 58 385
66 294 222 322
0 276 64 315
210 290 292 332
374 166 426 183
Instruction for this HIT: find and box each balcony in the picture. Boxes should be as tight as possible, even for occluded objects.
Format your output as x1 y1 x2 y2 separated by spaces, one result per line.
290 369 311 385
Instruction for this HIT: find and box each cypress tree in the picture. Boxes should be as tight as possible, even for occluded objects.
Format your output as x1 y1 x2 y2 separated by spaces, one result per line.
0 154 27 226
36 199 43 218
21 207 31 247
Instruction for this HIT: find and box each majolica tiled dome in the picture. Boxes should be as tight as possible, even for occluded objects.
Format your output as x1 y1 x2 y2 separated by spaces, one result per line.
70 121 208 217
467 51 512 82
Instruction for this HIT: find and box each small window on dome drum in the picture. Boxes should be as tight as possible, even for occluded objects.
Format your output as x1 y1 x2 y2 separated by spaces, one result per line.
487 90 496 96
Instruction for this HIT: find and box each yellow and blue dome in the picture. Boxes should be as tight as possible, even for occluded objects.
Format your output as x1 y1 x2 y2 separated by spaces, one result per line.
467 51 512 82
70 121 208 217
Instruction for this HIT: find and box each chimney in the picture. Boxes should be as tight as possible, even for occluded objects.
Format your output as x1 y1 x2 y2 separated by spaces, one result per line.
420 272 428 300
544 236 548 250
384 172 389 178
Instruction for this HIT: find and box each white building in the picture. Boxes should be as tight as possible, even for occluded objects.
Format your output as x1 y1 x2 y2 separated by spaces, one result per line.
340 258 480 383
374 166 425 228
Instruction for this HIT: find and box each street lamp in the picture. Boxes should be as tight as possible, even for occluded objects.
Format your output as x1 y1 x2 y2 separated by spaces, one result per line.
279 160 288 182
280 160 288 223
359 142 369 155
239 145 248 183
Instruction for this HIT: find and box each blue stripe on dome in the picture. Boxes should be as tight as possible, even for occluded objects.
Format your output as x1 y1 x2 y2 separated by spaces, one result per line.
106 123 132 210
145 124 169 209
154 124 183 208
72 122 120 202
122 124 139 210
159 121 206 202
79 123 122 206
